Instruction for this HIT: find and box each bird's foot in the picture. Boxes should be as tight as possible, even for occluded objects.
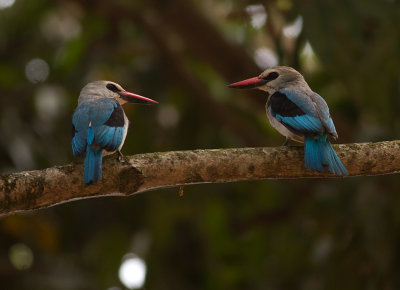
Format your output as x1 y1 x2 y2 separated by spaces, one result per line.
281 137 290 147
117 151 129 163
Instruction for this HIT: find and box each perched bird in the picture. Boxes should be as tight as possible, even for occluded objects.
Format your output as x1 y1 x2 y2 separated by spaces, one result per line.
228 66 347 175
72 81 158 184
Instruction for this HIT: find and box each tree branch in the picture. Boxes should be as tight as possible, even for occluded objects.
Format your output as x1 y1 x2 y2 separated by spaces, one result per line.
1 141 399 216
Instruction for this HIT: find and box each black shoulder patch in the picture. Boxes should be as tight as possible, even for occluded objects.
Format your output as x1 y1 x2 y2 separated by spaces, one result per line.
268 91 305 117
104 103 125 127
72 124 76 138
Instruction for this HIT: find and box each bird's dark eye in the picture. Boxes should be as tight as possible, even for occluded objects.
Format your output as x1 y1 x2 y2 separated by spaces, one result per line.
106 83 120 92
262 72 279 82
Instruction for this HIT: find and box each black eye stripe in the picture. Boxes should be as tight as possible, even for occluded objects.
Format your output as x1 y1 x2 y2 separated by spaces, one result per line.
262 72 279 81
106 83 120 92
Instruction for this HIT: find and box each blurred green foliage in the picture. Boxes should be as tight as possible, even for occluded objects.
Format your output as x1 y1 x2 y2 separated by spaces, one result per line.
1 0 400 289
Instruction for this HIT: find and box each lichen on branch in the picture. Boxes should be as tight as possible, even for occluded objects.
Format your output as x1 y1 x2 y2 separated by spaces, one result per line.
1 141 400 216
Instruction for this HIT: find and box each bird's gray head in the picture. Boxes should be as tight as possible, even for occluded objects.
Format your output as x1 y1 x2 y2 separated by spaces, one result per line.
228 66 309 93
78 80 158 105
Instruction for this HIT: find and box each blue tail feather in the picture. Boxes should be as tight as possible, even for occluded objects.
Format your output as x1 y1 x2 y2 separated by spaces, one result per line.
304 137 323 172
84 145 103 185
83 127 102 185
304 135 347 175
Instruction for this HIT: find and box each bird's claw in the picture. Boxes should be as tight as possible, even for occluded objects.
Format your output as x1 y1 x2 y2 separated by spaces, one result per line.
281 137 290 147
117 151 128 163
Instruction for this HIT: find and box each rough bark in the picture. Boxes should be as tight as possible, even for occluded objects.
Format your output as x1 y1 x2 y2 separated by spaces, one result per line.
1 141 400 216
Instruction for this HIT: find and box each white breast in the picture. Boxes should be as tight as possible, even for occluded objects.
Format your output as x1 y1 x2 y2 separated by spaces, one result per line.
118 112 129 151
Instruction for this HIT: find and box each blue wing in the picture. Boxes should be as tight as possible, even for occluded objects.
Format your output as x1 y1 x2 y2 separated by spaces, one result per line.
72 98 125 157
269 89 326 135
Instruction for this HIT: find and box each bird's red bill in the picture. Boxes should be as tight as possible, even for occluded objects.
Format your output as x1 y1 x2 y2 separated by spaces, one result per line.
120 91 158 104
228 76 267 89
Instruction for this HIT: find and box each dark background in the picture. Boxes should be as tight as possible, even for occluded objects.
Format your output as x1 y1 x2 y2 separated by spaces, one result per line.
1 0 400 289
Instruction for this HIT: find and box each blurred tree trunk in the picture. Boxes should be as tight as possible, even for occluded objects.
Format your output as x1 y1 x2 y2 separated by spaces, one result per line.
1 140 400 216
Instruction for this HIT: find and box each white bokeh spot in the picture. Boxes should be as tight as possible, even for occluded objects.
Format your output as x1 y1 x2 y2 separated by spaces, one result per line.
119 254 147 289
254 47 278 69
25 58 50 83
245 4 267 29
35 85 68 121
0 0 15 9
41 6 82 42
283 16 303 38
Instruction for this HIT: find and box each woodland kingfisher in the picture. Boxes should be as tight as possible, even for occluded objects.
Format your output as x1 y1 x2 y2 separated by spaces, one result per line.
228 66 347 175
72 80 158 185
